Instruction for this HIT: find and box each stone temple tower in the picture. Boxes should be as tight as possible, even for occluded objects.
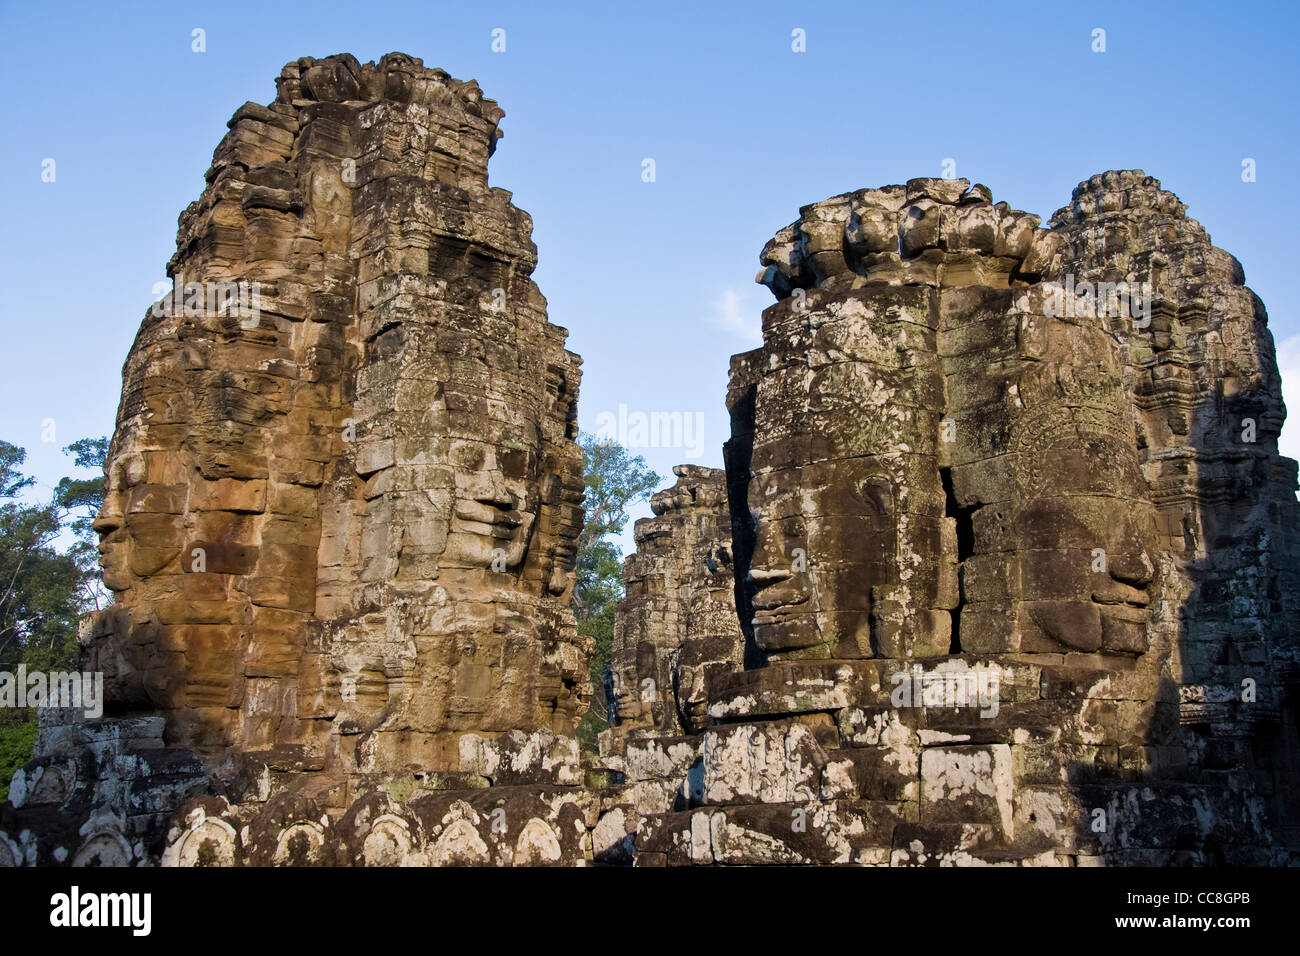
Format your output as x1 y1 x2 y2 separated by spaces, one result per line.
3 53 593 866
605 173 1300 865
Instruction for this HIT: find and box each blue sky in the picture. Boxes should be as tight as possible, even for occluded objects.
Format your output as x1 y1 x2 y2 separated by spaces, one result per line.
2 0 1297 553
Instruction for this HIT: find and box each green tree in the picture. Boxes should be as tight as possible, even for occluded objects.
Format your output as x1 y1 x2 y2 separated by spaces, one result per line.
0 437 108 799
0 444 78 670
0 437 107 666
54 436 109 612
0 721 37 802
573 434 660 754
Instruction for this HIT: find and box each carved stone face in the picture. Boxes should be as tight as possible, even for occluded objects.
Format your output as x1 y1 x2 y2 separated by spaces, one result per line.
443 437 539 575
1000 313 1159 655
738 282 945 662
93 348 190 598
93 452 136 594
609 647 655 725
1009 421 1157 654
747 461 897 656
736 191 1162 663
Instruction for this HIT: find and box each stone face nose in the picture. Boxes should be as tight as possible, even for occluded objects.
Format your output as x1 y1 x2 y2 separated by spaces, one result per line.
91 510 123 537
472 482 516 511
1107 551 1155 590
464 446 518 511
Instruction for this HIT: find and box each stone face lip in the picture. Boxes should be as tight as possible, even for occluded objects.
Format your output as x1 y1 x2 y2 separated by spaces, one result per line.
4 53 590 866
3 64 1297 869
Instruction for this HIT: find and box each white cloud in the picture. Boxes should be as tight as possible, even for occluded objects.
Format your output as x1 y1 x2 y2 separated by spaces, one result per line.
713 287 763 345
1277 334 1300 464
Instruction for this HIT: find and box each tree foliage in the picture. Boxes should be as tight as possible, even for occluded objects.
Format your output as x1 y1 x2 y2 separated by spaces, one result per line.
0 721 37 802
573 434 660 753
0 437 107 798
573 435 661 620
